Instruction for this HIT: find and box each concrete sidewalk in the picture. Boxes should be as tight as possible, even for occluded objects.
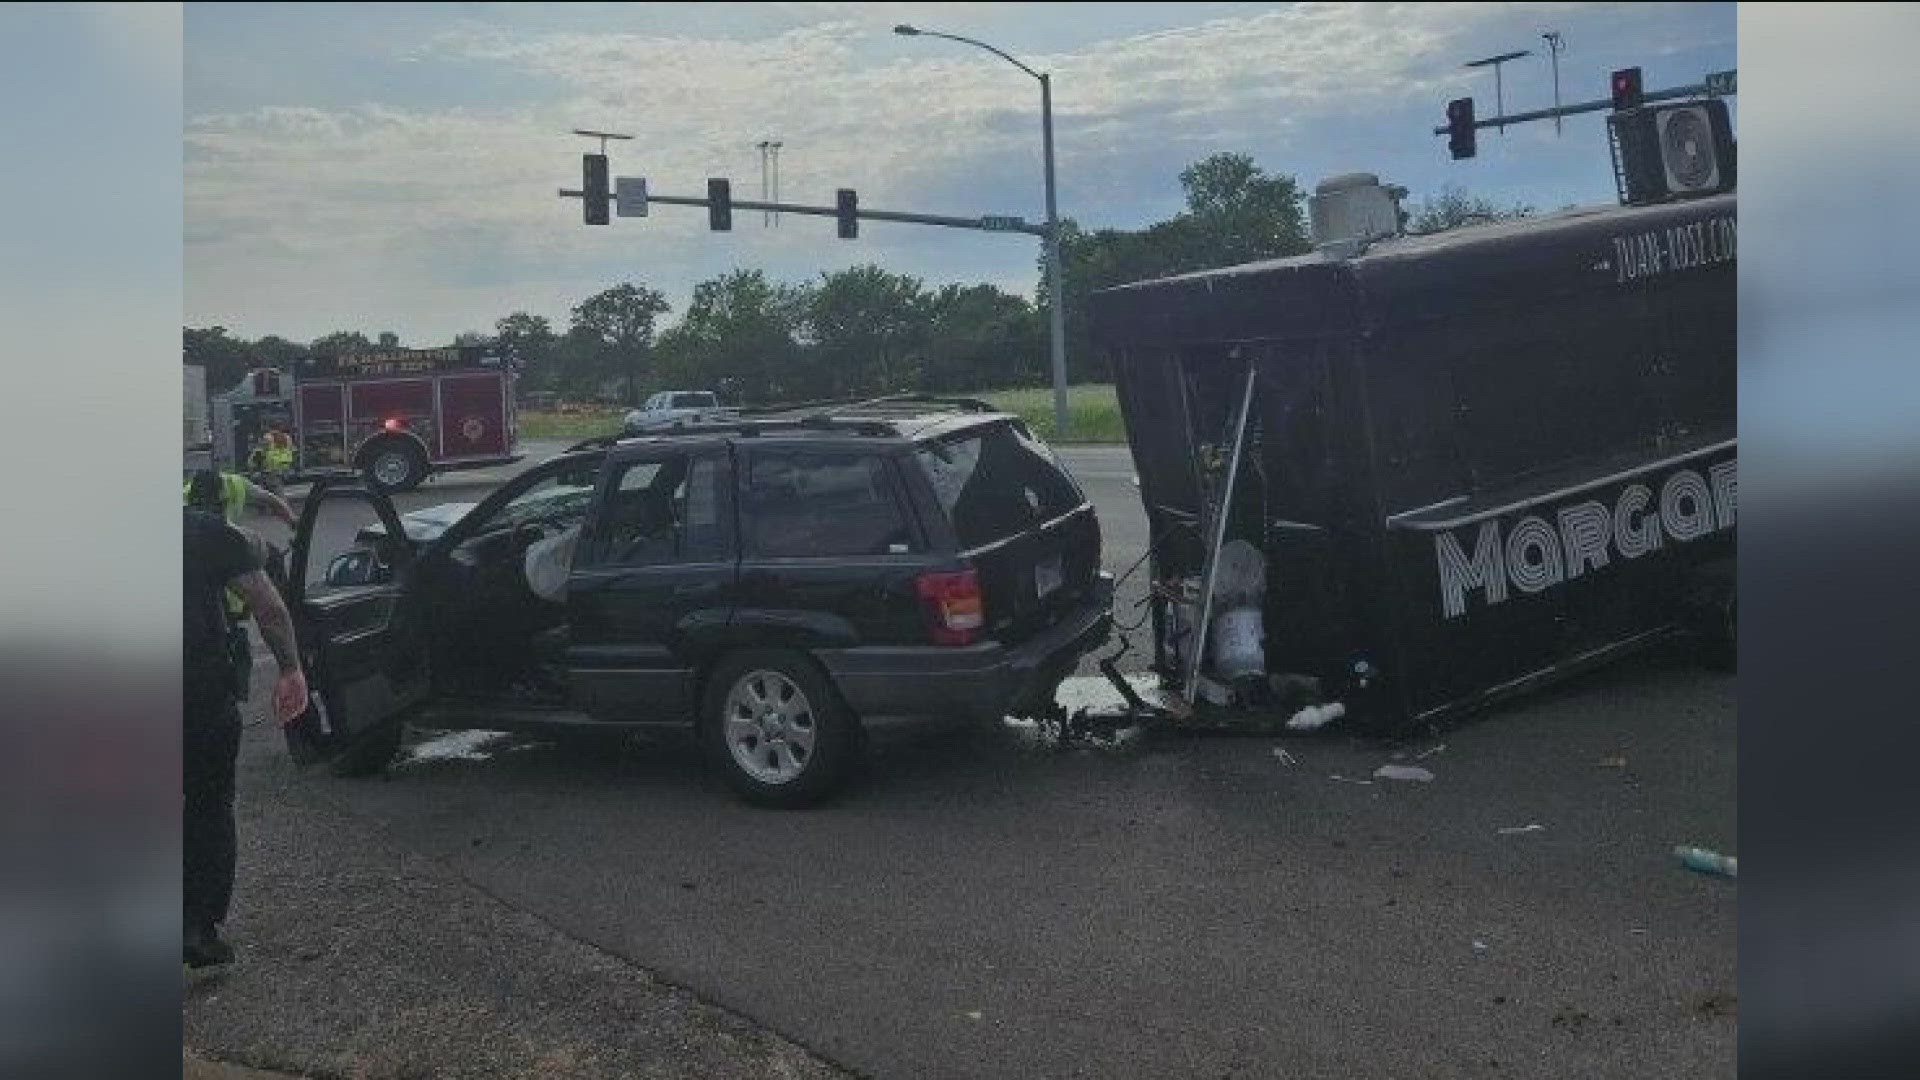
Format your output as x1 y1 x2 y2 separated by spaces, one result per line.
182 708 850 1079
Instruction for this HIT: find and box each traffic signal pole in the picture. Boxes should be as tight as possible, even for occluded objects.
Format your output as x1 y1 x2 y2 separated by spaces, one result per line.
557 183 1049 236
1431 72 1734 138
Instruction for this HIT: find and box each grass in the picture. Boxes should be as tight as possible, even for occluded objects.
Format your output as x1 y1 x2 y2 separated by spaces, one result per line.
514 383 1127 445
969 384 1125 444
518 406 623 441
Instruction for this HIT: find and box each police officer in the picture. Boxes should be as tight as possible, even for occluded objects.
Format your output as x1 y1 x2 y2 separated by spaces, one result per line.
184 505 308 967
185 469 296 697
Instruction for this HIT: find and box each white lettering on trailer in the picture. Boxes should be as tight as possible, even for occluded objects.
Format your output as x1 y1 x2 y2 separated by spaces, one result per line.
1557 501 1613 579
1709 459 1737 529
1505 516 1565 595
1436 521 1506 619
1435 461 1736 619
1612 216 1736 284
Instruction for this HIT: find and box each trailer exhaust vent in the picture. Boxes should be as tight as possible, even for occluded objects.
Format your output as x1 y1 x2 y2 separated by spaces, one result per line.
1308 174 1408 259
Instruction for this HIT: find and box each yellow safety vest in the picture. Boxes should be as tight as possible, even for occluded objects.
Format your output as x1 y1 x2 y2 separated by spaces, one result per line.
263 441 295 473
184 472 253 617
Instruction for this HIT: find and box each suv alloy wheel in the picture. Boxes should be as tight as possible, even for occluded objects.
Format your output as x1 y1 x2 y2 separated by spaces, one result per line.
703 649 858 807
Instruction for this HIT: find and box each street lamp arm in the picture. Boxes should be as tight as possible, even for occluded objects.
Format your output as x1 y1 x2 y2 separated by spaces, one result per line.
910 29 1044 81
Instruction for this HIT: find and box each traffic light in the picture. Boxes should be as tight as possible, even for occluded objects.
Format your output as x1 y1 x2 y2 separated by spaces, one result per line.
1610 67 1643 111
1446 97 1476 160
708 178 731 231
836 188 858 239
582 153 610 225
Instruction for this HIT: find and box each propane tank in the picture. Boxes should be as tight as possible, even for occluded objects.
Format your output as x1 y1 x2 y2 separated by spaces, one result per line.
1209 539 1268 682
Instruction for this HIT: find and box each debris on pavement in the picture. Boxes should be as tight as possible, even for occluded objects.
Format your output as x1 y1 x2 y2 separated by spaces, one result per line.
1328 774 1374 786
1374 764 1435 782
400 729 513 765
1414 743 1448 760
1673 846 1737 878
1497 824 1545 836
1283 702 1345 732
1597 755 1628 769
1472 940 1489 954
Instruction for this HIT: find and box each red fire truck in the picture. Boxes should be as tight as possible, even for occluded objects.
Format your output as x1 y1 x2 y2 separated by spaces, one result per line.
212 343 518 488
288 345 519 490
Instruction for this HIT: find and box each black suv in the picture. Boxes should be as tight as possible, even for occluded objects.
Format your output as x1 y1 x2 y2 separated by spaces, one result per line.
287 399 1113 806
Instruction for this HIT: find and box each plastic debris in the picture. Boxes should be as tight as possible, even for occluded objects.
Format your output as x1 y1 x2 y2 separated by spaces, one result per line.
1674 846 1737 878
1597 756 1628 769
1472 940 1489 954
1414 743 1448 760
1328 774 1374 786
1284 702 1345 732
1497 824 1545 836
964 1011 984 1022
1271 746 1296 765
1374 764 1434 782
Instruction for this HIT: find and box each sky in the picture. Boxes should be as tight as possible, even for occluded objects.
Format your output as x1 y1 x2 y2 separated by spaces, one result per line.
183 2 1736 346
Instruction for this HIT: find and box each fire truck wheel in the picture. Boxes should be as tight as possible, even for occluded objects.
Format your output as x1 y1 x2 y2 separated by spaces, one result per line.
361 439 427 492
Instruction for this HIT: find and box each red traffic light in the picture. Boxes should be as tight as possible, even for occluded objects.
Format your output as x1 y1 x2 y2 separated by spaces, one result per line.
1610 67 1643 111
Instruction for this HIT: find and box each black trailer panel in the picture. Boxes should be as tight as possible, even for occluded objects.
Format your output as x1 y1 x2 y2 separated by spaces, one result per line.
1092 194 1735 730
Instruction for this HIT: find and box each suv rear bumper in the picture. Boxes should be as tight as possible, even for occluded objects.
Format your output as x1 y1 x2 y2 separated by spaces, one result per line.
817 574 1114 722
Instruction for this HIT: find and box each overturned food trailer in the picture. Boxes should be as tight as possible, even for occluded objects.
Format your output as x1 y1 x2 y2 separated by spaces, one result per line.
1092 185 1735 733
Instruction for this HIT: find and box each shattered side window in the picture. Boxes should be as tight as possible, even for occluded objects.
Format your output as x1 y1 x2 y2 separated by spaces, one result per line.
916 423 1083 550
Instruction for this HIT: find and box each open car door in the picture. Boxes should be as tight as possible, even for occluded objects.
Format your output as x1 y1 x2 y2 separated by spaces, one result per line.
284 474 430 769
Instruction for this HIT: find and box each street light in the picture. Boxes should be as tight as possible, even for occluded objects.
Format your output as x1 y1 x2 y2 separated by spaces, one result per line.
895 23 1070 438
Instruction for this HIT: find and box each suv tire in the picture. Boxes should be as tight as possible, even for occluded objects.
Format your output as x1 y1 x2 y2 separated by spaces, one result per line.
702 649 859 807
329 715 405 778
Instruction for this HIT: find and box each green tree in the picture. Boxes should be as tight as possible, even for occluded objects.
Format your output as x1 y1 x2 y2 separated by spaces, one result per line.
494 312 558 391
377 331 401 348
570 283 671 405
1408 185 1533 234
250 334 309 373
1043 152 1310 381
655 270 806 404
183 326 255 393
310 330 373 357
805 266 929 398
921 284 1041 391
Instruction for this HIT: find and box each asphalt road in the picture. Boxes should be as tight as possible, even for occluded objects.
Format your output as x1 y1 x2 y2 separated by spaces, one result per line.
190 443 1736 1079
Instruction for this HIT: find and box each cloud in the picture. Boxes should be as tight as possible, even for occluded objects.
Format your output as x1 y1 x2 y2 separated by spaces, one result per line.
186 2 1730 343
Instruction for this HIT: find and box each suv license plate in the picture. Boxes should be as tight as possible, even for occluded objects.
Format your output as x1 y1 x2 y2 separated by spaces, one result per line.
1035 556 1064 599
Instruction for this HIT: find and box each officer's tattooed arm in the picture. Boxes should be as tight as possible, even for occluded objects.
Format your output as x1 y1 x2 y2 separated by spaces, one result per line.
231 569 301 673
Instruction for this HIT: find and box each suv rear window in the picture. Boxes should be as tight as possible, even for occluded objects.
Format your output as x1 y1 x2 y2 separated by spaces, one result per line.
670 392 717 408
914 422 1083 549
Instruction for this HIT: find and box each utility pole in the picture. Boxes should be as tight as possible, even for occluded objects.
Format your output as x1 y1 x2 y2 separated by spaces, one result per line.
1465 51 1531 134
757 141 772 227
770 141 783 227
1542 32 1567 135
895 24 1070 439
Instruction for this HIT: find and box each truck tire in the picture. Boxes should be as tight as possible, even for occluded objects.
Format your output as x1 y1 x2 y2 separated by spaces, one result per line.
701 649 860 808
360 438 428 492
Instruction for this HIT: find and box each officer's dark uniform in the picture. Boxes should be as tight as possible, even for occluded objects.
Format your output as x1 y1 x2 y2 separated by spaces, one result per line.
183 506 261 959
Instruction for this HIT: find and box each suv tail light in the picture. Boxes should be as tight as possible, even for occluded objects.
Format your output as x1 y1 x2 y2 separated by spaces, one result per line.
916 568 984 646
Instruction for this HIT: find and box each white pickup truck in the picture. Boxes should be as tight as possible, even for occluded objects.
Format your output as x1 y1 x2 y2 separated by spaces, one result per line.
621 390 734 433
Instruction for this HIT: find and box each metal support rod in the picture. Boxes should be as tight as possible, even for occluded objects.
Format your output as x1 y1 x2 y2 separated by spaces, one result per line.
1181 361 1258 705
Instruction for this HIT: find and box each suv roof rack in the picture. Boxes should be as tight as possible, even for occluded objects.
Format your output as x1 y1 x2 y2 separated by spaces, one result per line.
565 434 623 453
736 393 999 418
622 415 898 440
